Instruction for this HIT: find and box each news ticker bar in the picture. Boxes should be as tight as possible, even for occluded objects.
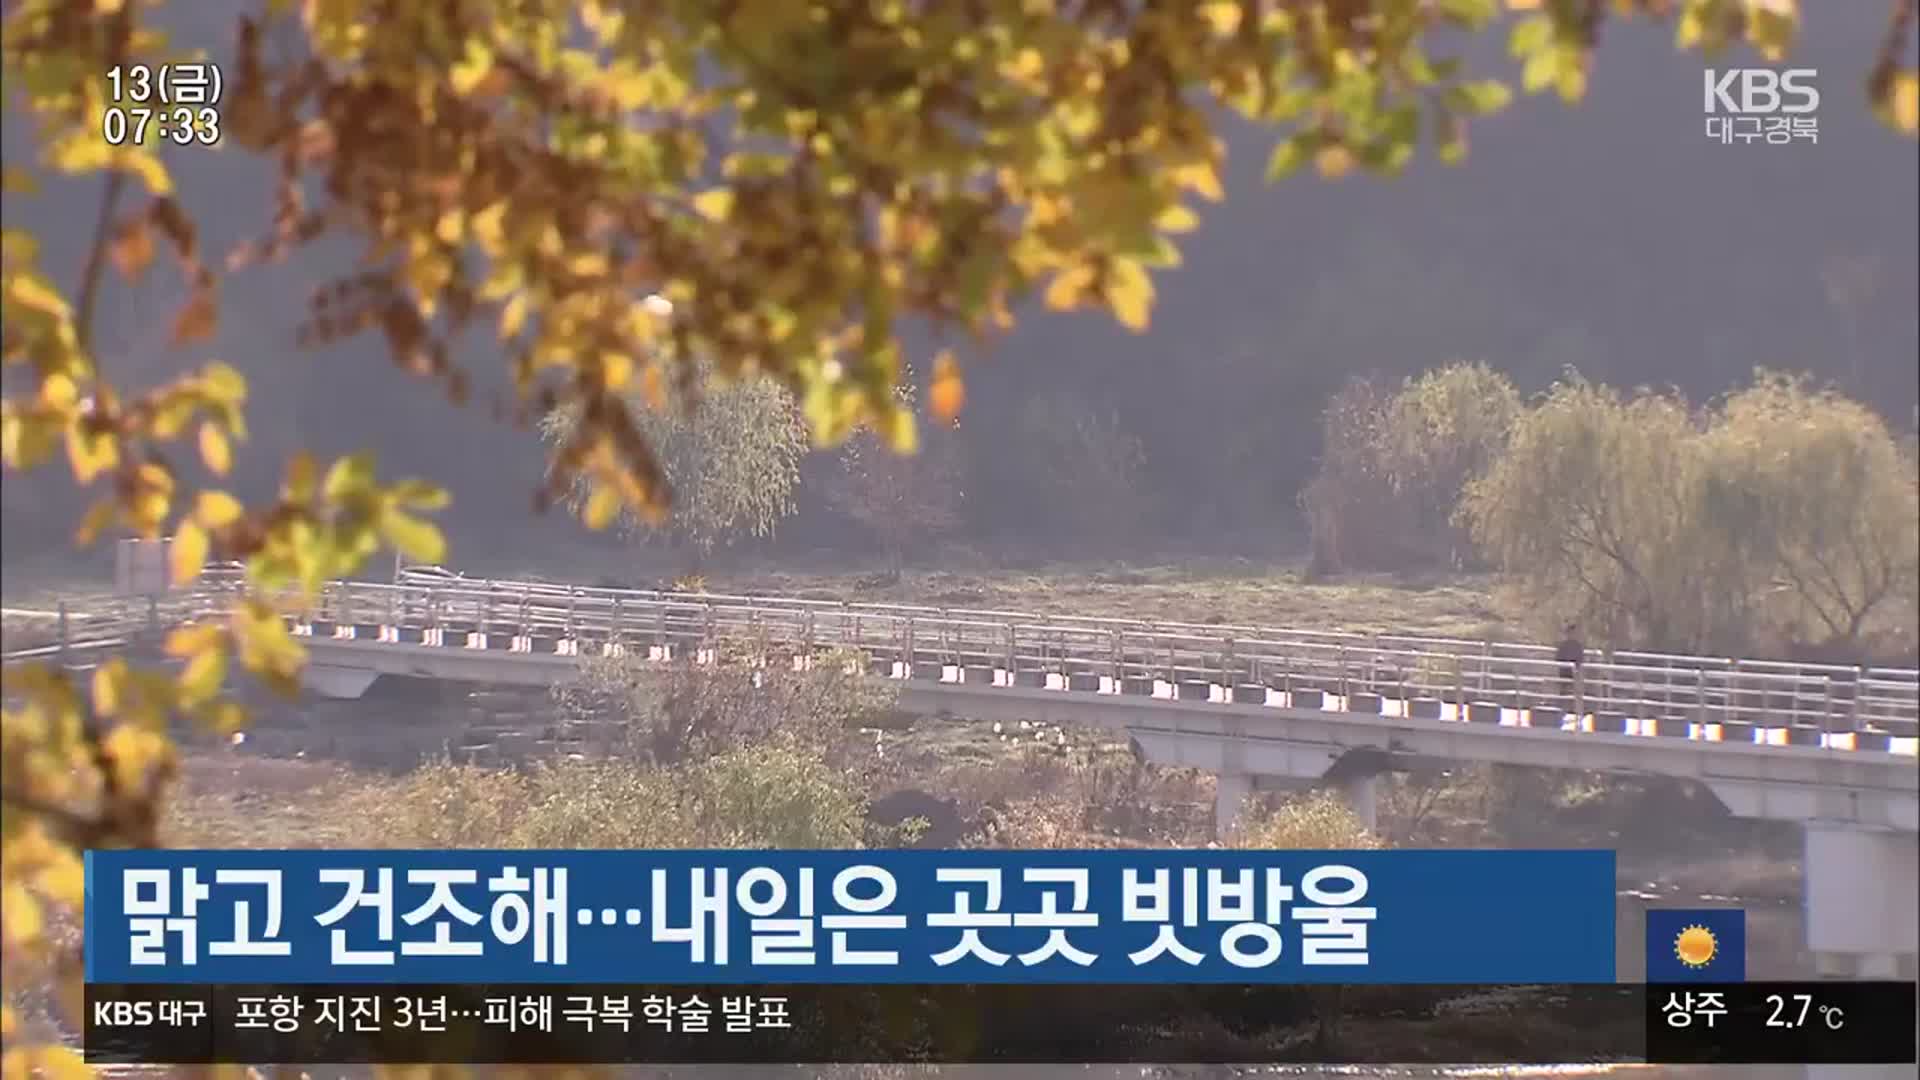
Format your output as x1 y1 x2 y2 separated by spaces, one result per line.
84 981 1916 1065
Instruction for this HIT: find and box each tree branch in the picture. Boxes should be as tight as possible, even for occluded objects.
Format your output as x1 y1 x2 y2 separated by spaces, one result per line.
74 168 129 360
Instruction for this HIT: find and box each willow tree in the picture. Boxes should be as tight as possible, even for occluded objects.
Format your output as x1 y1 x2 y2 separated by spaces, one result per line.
1699 373 1920 657
542 355 810 574
1459 372 1920 657
1457 375 1735 650
4 0 1916 1073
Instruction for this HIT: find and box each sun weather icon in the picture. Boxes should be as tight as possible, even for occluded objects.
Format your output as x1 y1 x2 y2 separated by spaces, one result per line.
1674 924 1718 969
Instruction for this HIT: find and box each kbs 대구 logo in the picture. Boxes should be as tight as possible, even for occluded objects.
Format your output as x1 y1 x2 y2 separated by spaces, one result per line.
1703 68 1819 146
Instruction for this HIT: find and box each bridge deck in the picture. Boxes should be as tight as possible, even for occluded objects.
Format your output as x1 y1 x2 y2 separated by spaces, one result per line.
7 571 1918 762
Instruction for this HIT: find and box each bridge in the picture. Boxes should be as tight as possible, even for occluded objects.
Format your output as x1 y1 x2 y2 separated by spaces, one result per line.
6 553 1918 985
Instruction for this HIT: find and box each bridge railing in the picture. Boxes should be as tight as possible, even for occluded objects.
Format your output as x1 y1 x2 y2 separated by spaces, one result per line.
17 573 1918 741
269 577 1920 737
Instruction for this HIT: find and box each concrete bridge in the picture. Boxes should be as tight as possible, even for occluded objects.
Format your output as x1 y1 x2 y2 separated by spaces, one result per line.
6 561 1919 987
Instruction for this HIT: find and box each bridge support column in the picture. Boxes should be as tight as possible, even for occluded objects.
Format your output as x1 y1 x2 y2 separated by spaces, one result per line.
1341 773 1379 834
1214 772 1252 840
1803 823 1918 979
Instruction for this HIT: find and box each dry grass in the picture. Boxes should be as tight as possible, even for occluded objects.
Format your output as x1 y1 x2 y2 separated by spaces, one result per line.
725 562 1511 639
165 754 392 848
166 744 869 852
463 541 1514 641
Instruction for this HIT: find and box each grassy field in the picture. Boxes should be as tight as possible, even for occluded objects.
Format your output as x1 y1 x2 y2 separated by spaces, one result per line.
456 539 1525 641
719 563 1515 639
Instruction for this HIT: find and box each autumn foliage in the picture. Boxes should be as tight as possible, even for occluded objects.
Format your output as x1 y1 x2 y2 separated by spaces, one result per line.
4 1 1917 1075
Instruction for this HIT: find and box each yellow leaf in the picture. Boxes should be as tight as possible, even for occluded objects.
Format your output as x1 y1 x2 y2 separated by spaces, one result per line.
165 622 225 658
232 600 306 691
195 489 244 528
929 351 965 421
381 510 446 563
1889 71 1919 135
693 189 735 221
199 421 232 475
103 724 172 786
390 479 450 510
1105 258 1154 332
201 361 247 403
584 485 621 530
6 272 70 318
323 452 376 501
131 486 169 532
118 148 174 196
1174 161 1224 201
171 520 210 585
450 39 494 95
1200 1 1241 34
600 351 634 389
1315 145 1354 179
208 700 248 734
499 292 530 338
28 1045 91 1080
34 850 85 908
179 646 227 707
92 659 128 717
1043 264 1097 310
1155 203 1199 233
0 884 41 947
880 407 919 454
472 201 508 250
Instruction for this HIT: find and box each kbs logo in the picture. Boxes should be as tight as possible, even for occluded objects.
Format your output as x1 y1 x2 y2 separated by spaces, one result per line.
94 1000 153 1026
1704 69 1819 115
1703 69 1819 146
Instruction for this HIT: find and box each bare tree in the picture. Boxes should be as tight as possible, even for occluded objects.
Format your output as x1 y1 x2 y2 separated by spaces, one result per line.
825 383 965 580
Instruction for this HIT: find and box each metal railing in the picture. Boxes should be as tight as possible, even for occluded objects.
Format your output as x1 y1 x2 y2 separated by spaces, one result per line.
291 575 1920 741
9 570 1919 750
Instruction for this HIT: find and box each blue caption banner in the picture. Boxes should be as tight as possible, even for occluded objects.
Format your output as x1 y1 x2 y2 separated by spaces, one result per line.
85 849 1615 985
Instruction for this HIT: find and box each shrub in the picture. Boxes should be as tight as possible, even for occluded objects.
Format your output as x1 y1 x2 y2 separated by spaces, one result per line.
679 743 868 849
550 646 895 767
1229 789 1384 850
366 747 866 851
1301 363 1520 575
1302 376 1409 576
